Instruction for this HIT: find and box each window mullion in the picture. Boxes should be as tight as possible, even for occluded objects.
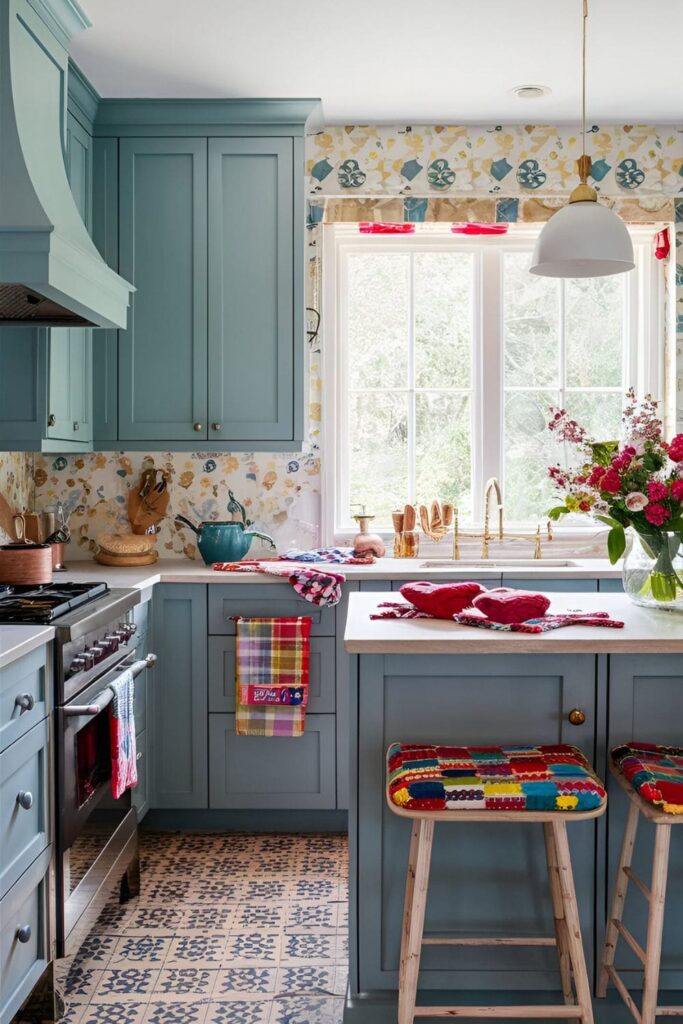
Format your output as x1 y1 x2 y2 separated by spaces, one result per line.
558 279 566 407
479 247 502 520
407 251 416 503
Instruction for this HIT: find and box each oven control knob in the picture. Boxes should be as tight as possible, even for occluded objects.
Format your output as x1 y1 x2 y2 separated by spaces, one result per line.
16 925 31 943
17 791 33 810
90 645 106 664
128 623 138 636
113 629 128 645
82 650 96 670
69 656 85 675
104 634 120 652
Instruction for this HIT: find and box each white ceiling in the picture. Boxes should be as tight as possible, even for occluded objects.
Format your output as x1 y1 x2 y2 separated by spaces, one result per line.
72 0 683 124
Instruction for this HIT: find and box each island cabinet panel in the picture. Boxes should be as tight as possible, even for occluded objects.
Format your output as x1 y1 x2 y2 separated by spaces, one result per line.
151 585 208 808
118 137 208 441
207 137 298 442
607 655 683 988
355 652 598 994
503 577 598 592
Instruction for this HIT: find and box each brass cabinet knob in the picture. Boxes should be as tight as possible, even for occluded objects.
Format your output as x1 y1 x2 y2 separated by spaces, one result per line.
568 708 586 726
47 414 56 427
211 423 221 431
193 422 203 432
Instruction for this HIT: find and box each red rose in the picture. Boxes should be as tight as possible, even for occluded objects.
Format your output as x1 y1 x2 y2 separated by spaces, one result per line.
600 469 622 494
644 503 670 526
668 435 683 463
648 480 669 502
588 465 606 487
671 479 683 502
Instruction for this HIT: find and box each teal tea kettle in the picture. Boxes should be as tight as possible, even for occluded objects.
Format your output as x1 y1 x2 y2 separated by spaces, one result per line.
175 491 276 565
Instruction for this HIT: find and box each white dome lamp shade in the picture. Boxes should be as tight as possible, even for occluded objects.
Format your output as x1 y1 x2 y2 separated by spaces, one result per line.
529 1 634 279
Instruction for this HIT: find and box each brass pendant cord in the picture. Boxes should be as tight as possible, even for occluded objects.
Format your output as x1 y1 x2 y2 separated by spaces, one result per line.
570 0 597 203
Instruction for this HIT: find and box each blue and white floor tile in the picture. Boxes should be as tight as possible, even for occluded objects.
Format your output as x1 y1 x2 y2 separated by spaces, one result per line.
40 832 347 1024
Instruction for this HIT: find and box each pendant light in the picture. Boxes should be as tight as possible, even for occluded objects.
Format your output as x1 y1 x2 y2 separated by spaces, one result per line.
529 0 634 278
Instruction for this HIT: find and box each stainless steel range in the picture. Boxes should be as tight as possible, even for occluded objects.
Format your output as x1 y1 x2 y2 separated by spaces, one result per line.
0 582 156 958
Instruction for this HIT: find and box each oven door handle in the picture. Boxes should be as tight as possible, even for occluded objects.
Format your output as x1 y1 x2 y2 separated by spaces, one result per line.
63 654 156 717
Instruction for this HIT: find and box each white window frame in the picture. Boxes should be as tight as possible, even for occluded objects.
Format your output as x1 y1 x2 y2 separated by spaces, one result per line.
322 222 664 543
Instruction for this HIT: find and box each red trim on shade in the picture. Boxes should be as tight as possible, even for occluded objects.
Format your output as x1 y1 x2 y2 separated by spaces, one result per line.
654 228 670 260
358 222 415 234
451 222 509 235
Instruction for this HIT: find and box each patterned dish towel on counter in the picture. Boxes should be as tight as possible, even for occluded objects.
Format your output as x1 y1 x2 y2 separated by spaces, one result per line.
281 547 375 564
453 611 625 633
108 668 138 799
234 616 312 737
213 561 345 607
371 601 433 619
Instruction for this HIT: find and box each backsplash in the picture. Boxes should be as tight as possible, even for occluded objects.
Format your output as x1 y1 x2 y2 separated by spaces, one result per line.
0 452 32 542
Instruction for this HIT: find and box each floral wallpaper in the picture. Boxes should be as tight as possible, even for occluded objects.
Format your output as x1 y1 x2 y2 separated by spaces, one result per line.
0 452 32 542
13 123 683 559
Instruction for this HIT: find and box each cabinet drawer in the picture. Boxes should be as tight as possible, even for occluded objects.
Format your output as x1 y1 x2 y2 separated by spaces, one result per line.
208 584 335 636
391 576 501 591
0 720 49 899
0 648 49 755
0 845 51 1024
209 713 336 810
208 636 335 714
132 730 150 823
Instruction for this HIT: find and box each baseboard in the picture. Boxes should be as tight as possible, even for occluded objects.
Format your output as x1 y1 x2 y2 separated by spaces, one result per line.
142 809 348 832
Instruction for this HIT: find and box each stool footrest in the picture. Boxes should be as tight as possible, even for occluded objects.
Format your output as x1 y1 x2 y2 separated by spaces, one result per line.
655 1009 683 1017
605 966 642 1024
613 919 646 964
422 936 556 948
413 1006 585 1018
623 866 652 903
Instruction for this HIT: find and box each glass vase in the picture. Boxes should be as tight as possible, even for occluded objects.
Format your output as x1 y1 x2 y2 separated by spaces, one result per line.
622 529 683 612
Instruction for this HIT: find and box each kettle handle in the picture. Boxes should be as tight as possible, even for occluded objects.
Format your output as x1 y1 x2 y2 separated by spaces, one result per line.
175 514 200 536
247 530 276 549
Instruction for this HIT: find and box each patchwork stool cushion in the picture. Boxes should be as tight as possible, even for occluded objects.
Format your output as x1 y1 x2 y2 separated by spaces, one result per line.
612 741 683 814
387 743 606 813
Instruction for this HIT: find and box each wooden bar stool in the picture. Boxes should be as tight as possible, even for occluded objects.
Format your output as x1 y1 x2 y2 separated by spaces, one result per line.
387 742 607 1024
598 742 683 1024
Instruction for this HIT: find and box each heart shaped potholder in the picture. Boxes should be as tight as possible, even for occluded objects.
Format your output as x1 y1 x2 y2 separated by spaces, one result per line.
472 587 551 624
400 580 486 619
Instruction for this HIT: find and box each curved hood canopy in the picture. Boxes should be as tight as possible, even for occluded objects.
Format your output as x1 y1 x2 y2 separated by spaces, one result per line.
0 0 133 328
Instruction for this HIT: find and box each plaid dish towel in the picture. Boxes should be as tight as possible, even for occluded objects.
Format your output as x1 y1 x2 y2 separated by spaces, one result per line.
108 668 138 799
234 616 312 737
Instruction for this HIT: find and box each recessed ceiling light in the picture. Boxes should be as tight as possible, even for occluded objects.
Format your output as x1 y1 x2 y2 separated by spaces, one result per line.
510 84 552 100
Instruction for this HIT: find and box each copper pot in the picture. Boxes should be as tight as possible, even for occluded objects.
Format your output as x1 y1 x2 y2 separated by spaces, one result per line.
0 543 53 584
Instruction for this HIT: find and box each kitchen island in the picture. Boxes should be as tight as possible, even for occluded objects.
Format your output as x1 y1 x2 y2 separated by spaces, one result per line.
343 592 683 1022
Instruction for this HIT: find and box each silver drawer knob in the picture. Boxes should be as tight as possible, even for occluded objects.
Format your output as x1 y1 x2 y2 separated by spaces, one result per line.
211 423 221 431
47 414 56 427
17 791 33 810
15 693 35 713
193 422 203 432
16 925 31 943
73 421 80 432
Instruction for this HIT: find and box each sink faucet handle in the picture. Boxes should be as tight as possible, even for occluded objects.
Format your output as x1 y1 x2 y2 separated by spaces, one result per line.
547 519 554 542
534 525 543 560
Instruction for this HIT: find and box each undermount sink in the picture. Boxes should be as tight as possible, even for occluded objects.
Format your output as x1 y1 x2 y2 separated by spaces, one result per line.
419 558 578 569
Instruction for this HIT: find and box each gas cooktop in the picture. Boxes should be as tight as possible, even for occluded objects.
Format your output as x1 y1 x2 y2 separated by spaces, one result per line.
0 582 109 624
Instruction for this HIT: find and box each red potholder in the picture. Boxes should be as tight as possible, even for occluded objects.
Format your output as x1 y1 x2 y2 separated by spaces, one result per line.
400 580 486 619
472 587 551 624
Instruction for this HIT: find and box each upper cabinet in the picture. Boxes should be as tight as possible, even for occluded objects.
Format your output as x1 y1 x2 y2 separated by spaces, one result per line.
92 99 318 451
118 138 208 442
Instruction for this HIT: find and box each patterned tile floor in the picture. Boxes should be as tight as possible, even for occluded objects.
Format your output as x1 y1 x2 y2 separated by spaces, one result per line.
49 832 348 1024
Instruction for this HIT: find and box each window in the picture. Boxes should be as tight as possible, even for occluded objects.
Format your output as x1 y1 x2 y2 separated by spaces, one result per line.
324 224 663 537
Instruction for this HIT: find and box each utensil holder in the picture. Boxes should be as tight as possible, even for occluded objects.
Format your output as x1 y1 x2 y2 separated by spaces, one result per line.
393 531 420 558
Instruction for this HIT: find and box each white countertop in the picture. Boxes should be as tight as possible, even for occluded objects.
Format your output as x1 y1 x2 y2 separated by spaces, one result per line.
344 591 683 654
53 555 620 590
0 624 54 670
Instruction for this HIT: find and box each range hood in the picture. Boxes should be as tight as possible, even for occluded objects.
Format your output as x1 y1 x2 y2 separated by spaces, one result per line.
0 0 132 328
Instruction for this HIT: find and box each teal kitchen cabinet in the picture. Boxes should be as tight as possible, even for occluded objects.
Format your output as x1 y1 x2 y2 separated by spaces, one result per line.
118 138 208 442
207 137 302 442
151 585 208 809
503 577 598 592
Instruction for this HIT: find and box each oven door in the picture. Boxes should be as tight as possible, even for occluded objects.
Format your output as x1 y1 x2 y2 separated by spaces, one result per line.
56 654 155 956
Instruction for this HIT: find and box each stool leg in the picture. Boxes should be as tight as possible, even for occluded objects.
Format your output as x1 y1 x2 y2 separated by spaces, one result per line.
597 799 640 998
399 821 421 994
551 821 595 1024
398 818 434 1024
641 824 671 1024
543 822 575 1007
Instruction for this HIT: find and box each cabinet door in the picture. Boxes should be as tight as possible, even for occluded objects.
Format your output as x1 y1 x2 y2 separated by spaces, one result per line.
119 138 208 441
607 655 683 987
151 585 207 809
357 652 598 993
503 577 598 592
208 137 295 441
91 137 119 443
46 329 91 444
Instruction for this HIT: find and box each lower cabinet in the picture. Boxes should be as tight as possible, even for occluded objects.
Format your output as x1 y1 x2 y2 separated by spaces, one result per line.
0 845 52 1024
0 719 50 898
208 713 336 810
503 577 598 592
151 585 208 809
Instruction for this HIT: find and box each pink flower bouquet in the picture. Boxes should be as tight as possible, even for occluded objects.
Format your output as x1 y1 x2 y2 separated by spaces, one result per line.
547 390 683 604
